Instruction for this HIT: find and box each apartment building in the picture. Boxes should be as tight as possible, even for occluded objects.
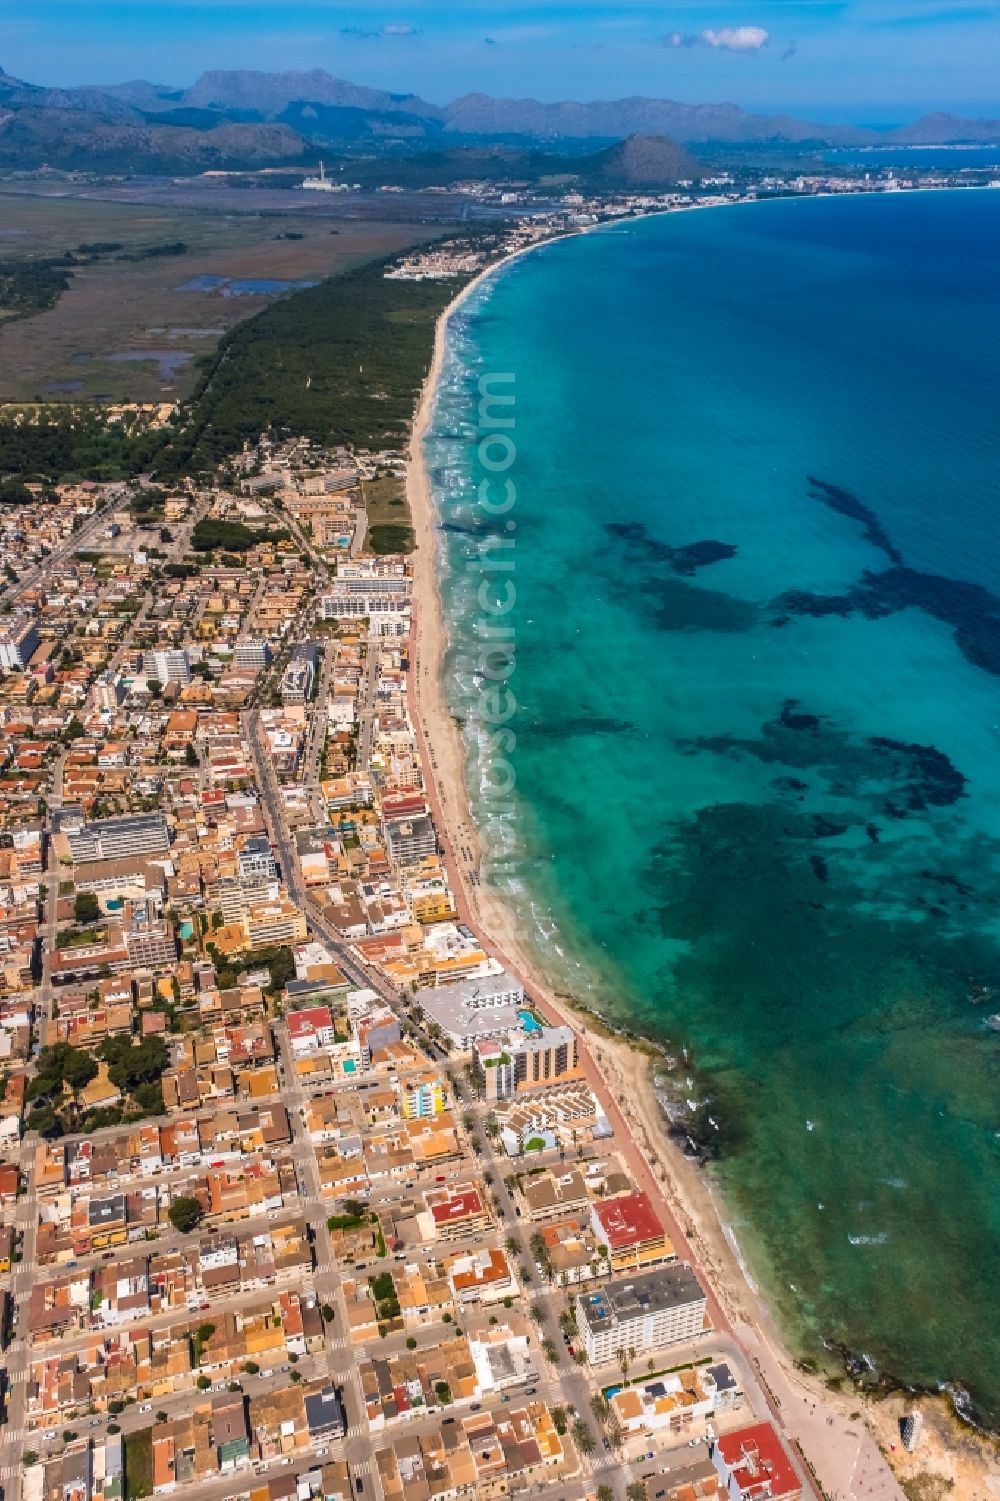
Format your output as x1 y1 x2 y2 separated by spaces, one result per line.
0 615 40 672
237 836 277 884
591 1190 674 1273
233 640 271 670
66 812 170 865
401 1075 446 1120
281 643 317 705
142 648 191 686
419 972 526 1048
476 1024 579 1101
576 1264 708 1364
383 814 436 870
711 1422 802 1501
244 899 308 950
123 899 177 969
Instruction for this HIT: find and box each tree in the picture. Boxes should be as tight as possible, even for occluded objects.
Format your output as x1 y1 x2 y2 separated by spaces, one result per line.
406 1337 417 1350
590 1393 610 1427
627 1486 648 1501
27 1103 64 1138
597 1488 614 1501
196 1375 212 1390
541 1337 559 1364
529 1303 545 1325
572 1419 595 1456
168 1196 204 1233
320 1304 336 1323
74 891 100 924
184 743 199 768
551 1406 568 1436
100 1034 168 1090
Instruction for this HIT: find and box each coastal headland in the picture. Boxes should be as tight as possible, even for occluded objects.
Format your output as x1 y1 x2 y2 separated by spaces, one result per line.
403 223 999 1500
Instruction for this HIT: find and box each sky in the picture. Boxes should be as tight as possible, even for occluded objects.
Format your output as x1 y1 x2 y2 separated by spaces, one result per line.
5 0 999 122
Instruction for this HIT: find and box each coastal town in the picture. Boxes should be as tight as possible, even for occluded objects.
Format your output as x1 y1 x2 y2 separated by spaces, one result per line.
0 202 970 1501
0 381 831 1501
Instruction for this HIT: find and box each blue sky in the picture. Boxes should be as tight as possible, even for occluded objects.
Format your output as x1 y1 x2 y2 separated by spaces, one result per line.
5 1 999 121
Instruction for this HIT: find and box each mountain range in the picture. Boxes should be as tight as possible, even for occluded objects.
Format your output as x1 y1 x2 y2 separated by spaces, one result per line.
1 65 999 173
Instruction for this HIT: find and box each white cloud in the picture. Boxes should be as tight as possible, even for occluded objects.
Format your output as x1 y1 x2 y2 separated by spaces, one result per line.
704 25 770 48
339 21 419 38
666 24 770 50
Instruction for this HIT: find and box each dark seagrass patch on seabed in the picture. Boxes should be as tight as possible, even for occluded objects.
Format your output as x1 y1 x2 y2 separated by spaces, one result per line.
781 476 1000 678
604 520 738 574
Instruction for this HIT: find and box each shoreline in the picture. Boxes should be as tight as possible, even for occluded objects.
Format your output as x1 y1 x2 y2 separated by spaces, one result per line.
401 217 990 1498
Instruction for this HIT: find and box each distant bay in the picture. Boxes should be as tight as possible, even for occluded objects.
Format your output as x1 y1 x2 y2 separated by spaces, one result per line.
424 190 1000 1423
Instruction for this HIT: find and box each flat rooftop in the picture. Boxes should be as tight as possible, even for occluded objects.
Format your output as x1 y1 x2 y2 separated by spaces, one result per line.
578 1264 706 1334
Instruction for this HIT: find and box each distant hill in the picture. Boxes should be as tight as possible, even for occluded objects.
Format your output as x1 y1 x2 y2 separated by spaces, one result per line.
1 64 997 174
321 135 704 190
583 134 701 186
179 68 442 121
439 92 875 147
0 103 310 172
890 111 1000 145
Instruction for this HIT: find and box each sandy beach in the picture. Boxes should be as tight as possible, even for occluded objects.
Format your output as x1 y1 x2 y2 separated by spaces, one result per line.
402 236 997 1500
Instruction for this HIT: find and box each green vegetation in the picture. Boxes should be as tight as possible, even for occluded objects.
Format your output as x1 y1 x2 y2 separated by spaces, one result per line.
55 925 102 949
369 1271 400 1322
167 1195 204 1234
117 242 188 263
192 1322 216 1364
367 522 414 554
207 942 294 995
167 250 481 470
0 407 166 483
572 1419 595 1456
434 1381 452 1406
191 516 289 553
98 1034 168 1092
327 1211 365 1231
124 1428 153 1501
0 257 73 324
26 1043 98 1115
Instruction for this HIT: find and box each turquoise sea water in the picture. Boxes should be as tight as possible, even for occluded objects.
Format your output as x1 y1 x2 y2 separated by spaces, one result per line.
424 191 1000 1421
